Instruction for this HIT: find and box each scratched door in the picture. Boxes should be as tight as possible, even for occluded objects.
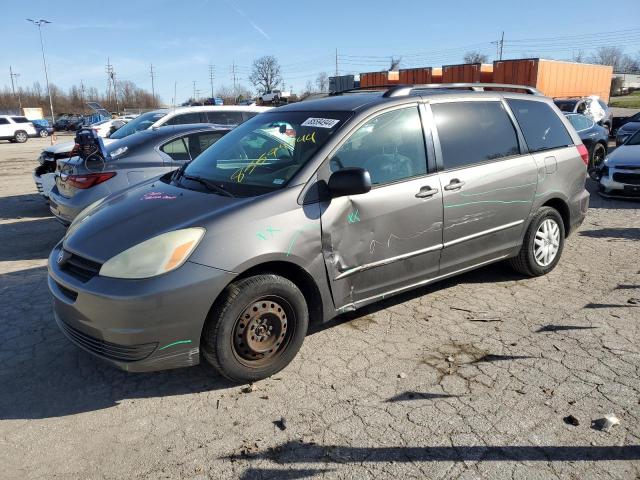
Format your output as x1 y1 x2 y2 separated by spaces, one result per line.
319 106 443 310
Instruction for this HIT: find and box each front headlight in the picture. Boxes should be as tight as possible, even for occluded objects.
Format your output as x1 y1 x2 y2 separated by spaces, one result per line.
99 228 205 279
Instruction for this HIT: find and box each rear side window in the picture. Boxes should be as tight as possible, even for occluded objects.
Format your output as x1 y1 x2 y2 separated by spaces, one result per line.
206 111 243 125
507 99 573 153
0 118 9 125
432 101 520 170
566 114 592 131
165 113 202 126
11 117 30 123
161 137 190 161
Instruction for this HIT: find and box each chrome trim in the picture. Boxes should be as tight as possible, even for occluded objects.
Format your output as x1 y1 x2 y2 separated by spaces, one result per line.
443 220 524 248
334 244 443 280
339 254 510 311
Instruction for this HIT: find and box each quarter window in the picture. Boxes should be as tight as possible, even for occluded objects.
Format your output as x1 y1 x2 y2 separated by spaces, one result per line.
432 101 520 170
330 107 428 186
161 137 190 161
507 99 573 153
0 118 9 125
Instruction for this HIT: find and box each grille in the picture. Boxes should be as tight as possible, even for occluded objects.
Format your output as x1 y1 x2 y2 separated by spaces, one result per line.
55 281 78 302
61 252 101 282
613 172 640 185
59 320 157 362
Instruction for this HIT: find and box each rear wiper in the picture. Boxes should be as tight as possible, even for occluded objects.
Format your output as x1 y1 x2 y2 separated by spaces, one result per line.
182 174 235 197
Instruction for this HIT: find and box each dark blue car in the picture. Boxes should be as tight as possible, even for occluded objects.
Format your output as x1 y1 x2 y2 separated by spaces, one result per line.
31 119 55 138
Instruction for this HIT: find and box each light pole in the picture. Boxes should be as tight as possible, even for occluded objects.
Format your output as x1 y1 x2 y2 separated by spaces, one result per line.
27 18 55 123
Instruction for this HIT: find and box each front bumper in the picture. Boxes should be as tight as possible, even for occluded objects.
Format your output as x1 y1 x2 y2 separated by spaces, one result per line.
48 242 236 372
33 169 56 198
599 168 640 199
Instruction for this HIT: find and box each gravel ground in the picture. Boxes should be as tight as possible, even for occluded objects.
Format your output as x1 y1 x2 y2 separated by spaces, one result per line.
0 136 639 480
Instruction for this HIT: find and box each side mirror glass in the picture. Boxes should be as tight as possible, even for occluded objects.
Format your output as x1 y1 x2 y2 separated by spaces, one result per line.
328 167 371 198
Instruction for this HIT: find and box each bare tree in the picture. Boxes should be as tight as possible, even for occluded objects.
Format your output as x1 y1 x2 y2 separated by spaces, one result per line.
389 57 402 70
315 72 328 93
249 55 282 93
464 51 489 64
589 47 625 71
570 50 586 63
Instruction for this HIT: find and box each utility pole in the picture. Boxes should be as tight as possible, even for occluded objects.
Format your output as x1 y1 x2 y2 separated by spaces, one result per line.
106 58 119 112
499 31 504 60
9 66 22 111
27 19 55 123
173 81 177 109
149 63 156 101
80 79 85 104
335 48 338 77
230 61 238 98
192 81 197 102
209 63 215 99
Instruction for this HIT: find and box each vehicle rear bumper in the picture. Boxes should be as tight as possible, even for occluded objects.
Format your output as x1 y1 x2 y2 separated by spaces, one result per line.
48 241 236 372
567 188 589 235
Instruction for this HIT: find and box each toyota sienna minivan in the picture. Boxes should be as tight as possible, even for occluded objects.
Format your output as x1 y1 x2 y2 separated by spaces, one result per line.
48 84 589 382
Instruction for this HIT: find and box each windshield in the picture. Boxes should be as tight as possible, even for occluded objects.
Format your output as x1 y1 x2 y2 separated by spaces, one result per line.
626 130 640 146
180 111 351 196
554 100 578 112
109 111 166 139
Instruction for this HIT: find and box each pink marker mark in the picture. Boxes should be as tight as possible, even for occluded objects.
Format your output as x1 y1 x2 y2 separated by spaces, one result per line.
141 191 177 201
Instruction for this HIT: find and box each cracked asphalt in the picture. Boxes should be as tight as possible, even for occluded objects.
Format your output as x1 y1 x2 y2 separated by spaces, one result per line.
1 136 639 479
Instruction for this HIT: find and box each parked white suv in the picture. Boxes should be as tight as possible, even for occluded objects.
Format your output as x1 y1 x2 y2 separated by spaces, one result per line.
0 115 37 143
259 90 291 104
33 105 270 198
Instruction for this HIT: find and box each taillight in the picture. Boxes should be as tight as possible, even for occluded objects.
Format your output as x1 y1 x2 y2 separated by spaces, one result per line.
576 144 589 166
66 172 116 189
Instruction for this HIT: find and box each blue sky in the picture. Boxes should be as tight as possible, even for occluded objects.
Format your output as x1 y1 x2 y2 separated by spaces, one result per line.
2 0 639 104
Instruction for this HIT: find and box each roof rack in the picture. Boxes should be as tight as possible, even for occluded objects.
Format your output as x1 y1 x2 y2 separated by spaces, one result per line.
333 83 543 97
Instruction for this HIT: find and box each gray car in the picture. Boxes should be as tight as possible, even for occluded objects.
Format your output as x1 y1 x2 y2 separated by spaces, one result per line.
48 84 589 383
48 124 231 225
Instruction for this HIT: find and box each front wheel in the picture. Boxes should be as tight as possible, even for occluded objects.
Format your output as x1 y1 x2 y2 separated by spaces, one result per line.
509 207 565 277
202 274 309 383
14 131 28 143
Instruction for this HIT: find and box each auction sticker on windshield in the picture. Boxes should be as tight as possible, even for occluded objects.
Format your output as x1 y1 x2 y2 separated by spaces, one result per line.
301 117 340 128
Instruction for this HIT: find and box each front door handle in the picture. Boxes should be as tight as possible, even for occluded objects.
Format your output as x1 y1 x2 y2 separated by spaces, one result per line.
444 179 465 191
415 186 439 198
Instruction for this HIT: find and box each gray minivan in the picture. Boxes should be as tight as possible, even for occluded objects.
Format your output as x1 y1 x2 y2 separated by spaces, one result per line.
48 84 589 382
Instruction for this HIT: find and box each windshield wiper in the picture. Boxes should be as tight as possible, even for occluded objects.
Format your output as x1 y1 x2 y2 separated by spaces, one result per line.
181 174 235 197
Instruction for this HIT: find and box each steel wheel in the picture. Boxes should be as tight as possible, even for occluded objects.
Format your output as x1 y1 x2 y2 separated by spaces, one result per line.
232 296 292 368
534 218 560 267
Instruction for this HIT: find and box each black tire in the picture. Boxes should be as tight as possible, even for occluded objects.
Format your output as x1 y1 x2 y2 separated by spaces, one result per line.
590 143 606 170
14 130 28 143
509 207 565 277
39 129 49 138
202 274 309 383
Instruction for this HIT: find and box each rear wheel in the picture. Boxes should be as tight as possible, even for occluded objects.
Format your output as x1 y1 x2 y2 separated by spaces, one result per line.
39 129 49 138
14 131 28 143
509 207 565 277
202 274 308 383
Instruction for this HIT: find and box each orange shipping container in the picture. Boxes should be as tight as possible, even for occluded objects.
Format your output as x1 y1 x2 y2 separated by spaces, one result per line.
359 71 400 87
442 63 493 83
399 67 433 84
432 67 442 83
492 58 613 102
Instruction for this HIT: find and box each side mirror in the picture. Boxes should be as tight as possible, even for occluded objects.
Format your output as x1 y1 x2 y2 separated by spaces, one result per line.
328 167 371 198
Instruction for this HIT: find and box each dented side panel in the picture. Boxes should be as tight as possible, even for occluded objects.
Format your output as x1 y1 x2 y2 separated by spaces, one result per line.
320 176 444 309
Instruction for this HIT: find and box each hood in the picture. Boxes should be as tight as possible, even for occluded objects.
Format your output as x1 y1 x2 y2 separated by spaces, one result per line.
63 179 249 263
43 138 117 155
619 121 640 133
605 144 640 167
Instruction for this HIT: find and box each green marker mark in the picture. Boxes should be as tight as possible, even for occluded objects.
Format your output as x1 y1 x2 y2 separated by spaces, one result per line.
159 340 192 351
459 182 537 197
286 223 318 257
347 209 360 224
